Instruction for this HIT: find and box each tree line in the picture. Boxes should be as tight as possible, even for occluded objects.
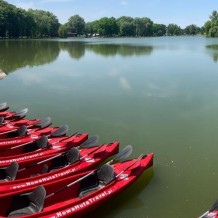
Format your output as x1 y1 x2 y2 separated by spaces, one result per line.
0 0 59 38
0 0 218 38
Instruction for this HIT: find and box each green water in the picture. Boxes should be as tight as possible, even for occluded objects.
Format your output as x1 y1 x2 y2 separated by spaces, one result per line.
1 36 218 217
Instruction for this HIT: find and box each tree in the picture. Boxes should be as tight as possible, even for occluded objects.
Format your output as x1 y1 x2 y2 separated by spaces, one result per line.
152 24 166 36
68 15 85 35
28 9 59 37
204 11 218 37
0 1 7 37
117 16 135 36
95 17 119 36
84 21 96 36
184 24 200 35
167 24 182 36
0 0 18 38
0 0 59 38
134 17 153 37
58 24 68 38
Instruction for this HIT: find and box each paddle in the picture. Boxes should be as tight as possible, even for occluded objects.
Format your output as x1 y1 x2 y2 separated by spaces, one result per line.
199 199 218 218
46 145 132 199
18 135 99 172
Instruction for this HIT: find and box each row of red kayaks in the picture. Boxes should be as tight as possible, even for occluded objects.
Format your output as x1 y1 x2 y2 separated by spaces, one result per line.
0 102 154 218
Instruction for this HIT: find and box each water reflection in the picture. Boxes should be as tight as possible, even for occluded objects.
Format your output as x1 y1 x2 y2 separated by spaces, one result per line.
59 42 85 60
206 44 218 62
0 40 60 74
0 40 153 73
87 168 154 218
86 43 153 57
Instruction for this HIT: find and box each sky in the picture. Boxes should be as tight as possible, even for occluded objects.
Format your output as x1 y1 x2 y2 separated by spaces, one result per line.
6 0 218 28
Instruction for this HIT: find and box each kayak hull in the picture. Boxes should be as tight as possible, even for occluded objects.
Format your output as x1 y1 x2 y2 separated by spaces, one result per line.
0 142 119 194
0 126 60 151
0 133 88 168
0 153 153 218
0 119 41 138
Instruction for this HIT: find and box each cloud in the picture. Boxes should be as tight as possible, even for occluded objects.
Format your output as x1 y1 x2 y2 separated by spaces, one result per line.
121 0 128 5
18 73 43 85
120 77 132 91
14 1 35 10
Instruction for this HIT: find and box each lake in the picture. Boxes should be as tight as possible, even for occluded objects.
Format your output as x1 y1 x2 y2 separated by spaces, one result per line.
1 36 218 217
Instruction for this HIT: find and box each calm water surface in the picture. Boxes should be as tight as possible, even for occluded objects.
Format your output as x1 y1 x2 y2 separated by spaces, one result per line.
1 36 218 217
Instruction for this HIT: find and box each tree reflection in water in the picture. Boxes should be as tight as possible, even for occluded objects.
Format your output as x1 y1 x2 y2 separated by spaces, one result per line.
0 40 153 74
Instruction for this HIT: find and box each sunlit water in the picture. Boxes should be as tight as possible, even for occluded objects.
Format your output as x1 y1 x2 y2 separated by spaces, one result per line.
1 36 218 217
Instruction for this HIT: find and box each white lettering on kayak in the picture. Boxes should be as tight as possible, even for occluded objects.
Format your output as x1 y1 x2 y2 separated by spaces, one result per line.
31 135 39 139
119 174 129 180
54 189 113 218
11 168 76 190
0 153 44 164
84 158 94 163
206 212 217 218
52 146 62 150
0 140 23 145
6 124 14 128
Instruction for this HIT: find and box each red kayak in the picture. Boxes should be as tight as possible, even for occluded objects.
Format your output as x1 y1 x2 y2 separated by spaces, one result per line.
0 133 88 168
199 199 218 218
0 116 54 139
0 141 119 194
0 151 153 217
0 124 69 153
0 108 29 126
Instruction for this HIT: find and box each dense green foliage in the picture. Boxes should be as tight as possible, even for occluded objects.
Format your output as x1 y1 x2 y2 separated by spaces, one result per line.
68 15 85 35
166 24 182 36
204 11 218 37
0 0 217 38
184 24 201 35
58 24 68 38
0 0 59 38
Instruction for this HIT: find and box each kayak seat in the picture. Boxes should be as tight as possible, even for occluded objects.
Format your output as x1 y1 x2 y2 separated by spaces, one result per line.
0 102 8 111
23 135 49 153
12 108 28 120
79 164 115 198
31 164 49 177
18 125 28 137
0 162 19 181
6 125 27 138
8 185 46 217
50 125 69 137
33 117 52 129
0 117 4 124
49 147 80 172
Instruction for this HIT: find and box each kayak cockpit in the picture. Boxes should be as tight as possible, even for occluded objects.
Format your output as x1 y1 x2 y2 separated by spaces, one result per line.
7 185 46 217
46 147 80 172
0 162 19 182
79 164 115 197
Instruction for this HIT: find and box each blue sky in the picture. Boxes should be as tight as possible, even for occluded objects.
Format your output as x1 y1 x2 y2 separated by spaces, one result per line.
6 0 218 28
